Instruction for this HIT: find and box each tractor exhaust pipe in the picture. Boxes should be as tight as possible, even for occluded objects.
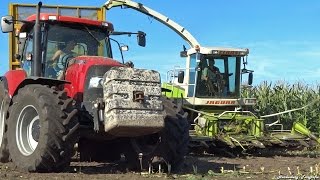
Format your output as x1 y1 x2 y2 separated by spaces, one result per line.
32 1 42 76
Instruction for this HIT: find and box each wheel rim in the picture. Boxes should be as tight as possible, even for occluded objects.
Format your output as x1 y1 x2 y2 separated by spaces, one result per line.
16 105 40 156
0 99 5 146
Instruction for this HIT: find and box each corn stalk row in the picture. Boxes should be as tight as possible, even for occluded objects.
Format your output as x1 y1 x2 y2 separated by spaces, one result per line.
242 81 320 134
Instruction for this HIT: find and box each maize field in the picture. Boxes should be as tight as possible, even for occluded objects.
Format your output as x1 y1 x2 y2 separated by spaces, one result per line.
242 81 320 134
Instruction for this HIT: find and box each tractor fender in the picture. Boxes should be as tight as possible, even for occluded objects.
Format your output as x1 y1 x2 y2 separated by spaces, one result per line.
3 70 70 98
3 70 27 98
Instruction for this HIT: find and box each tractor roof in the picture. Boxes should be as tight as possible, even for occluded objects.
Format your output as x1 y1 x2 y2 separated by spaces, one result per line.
26 13 114 31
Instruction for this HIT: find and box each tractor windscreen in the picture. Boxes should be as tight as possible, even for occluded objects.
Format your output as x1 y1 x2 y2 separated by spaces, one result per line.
188 54 241 98
44 23 112 78
46 24 111 58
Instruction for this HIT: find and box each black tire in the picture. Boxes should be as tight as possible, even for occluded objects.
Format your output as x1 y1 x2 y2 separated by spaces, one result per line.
0 81 9 162
126 96 189 173
7 84 79 172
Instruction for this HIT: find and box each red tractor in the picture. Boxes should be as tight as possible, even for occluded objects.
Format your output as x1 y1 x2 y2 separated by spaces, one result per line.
0 2 189 172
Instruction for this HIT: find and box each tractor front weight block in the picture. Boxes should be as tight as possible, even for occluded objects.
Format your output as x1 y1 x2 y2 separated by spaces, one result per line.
103 67 165 137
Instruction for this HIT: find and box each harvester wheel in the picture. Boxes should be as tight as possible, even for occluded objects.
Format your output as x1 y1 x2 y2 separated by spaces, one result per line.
7 85 79 172
126 96 189 172
0 81 9 162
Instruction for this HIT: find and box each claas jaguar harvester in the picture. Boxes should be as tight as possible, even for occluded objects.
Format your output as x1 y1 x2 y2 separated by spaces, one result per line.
106 0 320 155
0 2 189 172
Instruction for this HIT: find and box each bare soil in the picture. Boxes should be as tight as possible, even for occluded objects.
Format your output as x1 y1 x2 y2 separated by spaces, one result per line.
0 155 319 180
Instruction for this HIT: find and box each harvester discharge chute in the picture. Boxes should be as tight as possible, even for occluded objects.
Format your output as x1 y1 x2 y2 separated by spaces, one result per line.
105 0 320 156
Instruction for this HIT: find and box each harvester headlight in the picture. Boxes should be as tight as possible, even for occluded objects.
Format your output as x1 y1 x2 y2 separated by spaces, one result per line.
212 50 219 54
89 77 103 88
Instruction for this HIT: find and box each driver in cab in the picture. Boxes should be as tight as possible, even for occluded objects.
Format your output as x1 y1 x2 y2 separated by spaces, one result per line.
201 58 224 96
49 39 77 79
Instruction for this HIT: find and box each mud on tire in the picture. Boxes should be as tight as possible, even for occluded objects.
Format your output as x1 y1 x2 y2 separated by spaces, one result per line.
7 84 79 172
126 96 189 173
0 81 9 162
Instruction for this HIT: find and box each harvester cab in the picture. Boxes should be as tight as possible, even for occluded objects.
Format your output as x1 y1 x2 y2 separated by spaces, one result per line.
163 46 264 151
0 2 189 173
105 0 320 155
164 46 253 101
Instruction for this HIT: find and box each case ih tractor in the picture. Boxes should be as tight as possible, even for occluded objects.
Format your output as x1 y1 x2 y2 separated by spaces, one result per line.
0 2 189 172
106 0 320 155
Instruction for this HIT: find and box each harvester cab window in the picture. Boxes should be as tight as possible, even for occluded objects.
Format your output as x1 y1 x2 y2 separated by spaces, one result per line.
187 54 197 97
228 57 237 93
191 55 240 98
195 57 225 97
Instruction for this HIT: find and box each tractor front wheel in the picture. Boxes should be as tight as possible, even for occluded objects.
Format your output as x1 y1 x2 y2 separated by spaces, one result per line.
125 96 189 173
0 81 9 162
7 85 79 172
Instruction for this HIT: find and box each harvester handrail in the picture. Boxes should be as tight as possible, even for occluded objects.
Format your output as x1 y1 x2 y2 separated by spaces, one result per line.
104 0 200 48
166 66 189 83
218 111 258 119
183 106 258 118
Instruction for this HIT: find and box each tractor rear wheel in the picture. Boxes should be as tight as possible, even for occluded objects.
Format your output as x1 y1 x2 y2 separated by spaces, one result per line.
0 81 9 162
7 84 79 172
126 96 189 173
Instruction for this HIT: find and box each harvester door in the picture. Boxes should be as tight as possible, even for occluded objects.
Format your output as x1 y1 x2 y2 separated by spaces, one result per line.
226 57 240 97
187 54 197 97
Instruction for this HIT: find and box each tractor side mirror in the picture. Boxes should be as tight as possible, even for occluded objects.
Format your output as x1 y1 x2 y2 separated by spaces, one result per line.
1 15 14 33
137 31 146 47
248 72 253 85
178 71 184 83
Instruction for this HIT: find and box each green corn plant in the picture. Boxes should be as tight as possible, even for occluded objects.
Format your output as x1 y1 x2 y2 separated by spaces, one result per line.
242 81 320 134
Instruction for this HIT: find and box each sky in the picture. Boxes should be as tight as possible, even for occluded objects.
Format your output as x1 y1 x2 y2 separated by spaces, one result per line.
0 0 320 86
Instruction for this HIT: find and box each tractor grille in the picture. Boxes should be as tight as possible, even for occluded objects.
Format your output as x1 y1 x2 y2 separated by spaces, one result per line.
83 65 111 112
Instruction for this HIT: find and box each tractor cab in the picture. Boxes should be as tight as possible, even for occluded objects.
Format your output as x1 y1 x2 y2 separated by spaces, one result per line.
2 13 146 80
16 14 115 79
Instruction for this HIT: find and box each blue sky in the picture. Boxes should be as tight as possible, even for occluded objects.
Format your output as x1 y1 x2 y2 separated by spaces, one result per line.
0 0 320 85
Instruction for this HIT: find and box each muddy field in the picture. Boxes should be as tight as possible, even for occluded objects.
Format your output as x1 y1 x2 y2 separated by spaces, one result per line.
0 154 319 180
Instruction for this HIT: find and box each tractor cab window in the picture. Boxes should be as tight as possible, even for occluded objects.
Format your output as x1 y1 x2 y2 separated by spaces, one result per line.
44 24 111 79
192 54 240 98
109 40 123 61
21 33 33 76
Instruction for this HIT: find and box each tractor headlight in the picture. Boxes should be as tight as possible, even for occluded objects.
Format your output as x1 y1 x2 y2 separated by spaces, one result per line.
89 77 103 88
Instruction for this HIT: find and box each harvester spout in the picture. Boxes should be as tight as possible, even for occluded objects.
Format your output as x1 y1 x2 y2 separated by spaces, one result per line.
104 0 201 48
